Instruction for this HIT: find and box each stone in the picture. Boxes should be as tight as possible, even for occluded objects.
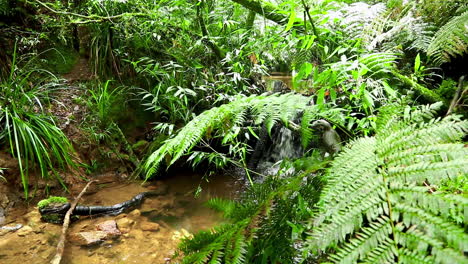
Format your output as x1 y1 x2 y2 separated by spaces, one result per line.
140 222 160 232
95 220 121 236
71 231 109 246
128 209 141 218
116 217 134 233
17 225 33 237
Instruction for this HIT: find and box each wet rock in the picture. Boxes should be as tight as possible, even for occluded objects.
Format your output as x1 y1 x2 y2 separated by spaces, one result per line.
71 231 109 246
116 217 134 233
140 222 160 232
95 220 121 236
17 225 33 236
128 209 141 218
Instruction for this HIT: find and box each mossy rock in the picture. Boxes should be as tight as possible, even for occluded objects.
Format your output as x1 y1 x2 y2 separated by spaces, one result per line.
37 196 68 209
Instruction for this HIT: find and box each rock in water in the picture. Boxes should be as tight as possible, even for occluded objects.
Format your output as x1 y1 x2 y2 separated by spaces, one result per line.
96 220 121 236
140 222 160 232
116 217 134 233
72 220 122 246
72 231 110 246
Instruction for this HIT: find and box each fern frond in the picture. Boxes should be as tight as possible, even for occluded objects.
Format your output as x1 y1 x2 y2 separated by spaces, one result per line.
307 105 468 263
180 220 251 264
427 11 468 65
206 198 238 219
143 93 343 179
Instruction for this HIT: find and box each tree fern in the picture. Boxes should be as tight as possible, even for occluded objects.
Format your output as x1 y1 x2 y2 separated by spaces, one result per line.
427 11 468 65
306 103 467 263
142 93 343 179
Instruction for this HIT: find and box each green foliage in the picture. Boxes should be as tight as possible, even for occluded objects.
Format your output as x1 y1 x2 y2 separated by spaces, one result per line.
436 79 458 100
0 0 9 15
37 196 68 209
142 93 344 179
427 11 468 65
38 46 79 75
179 170 324 264
0 48 77 198
87 80 126 128
306 103 467 263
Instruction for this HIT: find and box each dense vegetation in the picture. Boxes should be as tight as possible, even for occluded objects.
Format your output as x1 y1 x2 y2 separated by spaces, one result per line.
0 0 466 263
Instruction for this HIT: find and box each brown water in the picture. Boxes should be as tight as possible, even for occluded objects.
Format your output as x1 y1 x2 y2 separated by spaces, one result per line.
0 172 241 264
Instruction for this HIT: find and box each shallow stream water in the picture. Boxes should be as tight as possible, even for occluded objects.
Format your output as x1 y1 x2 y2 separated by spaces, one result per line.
0 172 241 264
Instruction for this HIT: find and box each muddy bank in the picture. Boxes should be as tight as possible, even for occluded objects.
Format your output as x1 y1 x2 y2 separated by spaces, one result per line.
0 172 241 264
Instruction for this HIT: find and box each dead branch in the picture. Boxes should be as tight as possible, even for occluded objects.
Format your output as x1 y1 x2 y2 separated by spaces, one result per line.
50 180 96 264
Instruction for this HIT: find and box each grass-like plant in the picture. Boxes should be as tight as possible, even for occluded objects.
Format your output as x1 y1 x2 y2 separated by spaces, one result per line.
0 47 76 198
306 102 467 263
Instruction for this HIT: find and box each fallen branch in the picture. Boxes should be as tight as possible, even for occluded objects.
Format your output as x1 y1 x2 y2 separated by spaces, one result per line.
50 180 96 264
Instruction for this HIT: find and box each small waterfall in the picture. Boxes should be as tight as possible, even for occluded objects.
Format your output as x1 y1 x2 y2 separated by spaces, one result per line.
254 126 303 176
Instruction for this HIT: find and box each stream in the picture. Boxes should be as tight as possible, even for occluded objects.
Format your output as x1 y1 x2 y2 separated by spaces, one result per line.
0 172 242 264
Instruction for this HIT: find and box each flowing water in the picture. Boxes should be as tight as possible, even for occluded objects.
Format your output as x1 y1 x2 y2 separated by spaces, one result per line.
255 126 303 176
0 172 242 264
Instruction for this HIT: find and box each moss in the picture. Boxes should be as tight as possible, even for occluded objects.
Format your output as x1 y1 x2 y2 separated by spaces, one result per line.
37 196 68 209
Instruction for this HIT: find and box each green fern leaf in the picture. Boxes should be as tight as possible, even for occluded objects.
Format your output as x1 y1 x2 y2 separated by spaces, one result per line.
307 105 468 263
427 11 468 65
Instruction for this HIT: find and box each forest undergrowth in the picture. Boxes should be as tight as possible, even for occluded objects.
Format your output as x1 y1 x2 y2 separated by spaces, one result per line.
0 0 467 263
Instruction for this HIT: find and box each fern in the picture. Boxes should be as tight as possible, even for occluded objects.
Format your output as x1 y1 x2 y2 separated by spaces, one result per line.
180 171 324 263
427 11 468 65
179 220 251 264
143 93 343 179
306 103 468 263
